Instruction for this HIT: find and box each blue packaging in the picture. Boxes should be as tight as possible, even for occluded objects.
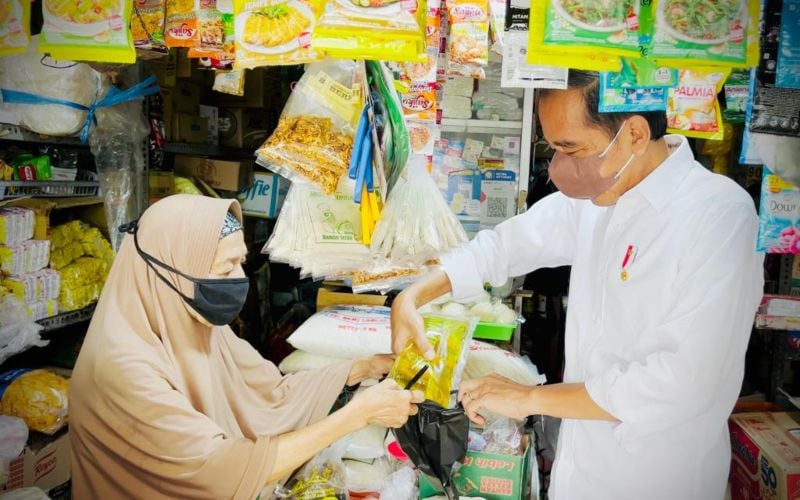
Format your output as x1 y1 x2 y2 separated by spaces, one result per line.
758 167 800 253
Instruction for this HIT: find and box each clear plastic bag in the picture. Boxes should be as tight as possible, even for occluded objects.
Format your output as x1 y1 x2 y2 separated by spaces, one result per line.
463 340 546 387
389 314 477 408
0 369 69 435
377 466 417 500
471 414 524 456
0 297 47 366
274 444 348 499
257 60 359 195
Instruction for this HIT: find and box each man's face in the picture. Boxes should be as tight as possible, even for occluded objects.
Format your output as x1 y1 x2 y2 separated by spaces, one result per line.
539 89 632 205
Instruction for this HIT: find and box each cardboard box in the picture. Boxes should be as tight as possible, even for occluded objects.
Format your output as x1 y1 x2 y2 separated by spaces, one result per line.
215 68 265 108
176 50 192 79
149 171 175 200
160 88 174 140
1 430 70 494
172 113 208 144
420 436 532 500
237 172 287 219
149 51 177 88
173 81 201 114
199 105 219 146
729 412 800 500
174 156 254 192
219 108 270 149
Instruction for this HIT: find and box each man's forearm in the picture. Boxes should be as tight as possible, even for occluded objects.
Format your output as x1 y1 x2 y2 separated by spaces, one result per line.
527 383 618 422
405 269 453 307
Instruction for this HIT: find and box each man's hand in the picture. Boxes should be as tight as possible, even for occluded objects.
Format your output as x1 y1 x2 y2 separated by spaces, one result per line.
459 374 535 425
391 292 434 360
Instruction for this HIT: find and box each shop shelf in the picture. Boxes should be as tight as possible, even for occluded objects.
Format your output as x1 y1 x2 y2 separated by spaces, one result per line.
38 304 96 333
0 171 99 200
440 118 524 134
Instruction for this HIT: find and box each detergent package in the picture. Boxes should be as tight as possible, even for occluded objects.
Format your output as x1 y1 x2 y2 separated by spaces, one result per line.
758 167 800 253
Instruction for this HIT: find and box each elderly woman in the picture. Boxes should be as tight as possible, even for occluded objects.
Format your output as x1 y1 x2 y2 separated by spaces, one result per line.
69 195 420 499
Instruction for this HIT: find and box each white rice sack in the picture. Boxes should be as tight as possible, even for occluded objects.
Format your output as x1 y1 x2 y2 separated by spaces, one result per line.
464 341 547 386
345 458 393 493
344 424 387 461
287 305 392 358
0 488 51 500
278 350 347 374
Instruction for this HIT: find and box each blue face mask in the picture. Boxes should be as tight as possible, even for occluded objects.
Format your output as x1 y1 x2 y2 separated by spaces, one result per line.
120 221 249 326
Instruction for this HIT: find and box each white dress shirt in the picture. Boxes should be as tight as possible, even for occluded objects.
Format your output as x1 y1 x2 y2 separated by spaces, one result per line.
442 136 764 500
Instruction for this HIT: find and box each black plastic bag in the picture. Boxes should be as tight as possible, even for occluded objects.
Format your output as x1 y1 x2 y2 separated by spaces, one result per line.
393 401 469 499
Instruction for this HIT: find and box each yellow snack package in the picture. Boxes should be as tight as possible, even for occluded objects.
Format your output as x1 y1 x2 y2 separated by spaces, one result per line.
233 0 321 69
0 369 70 435
667 67 731 140
39 0 136 63
0 0 31 57
389 314 476 408
132 0 167 55
446 0 490 78
165 0 200 48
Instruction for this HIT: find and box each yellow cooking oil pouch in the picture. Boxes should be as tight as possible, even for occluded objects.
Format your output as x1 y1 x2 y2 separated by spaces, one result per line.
667 67 731 140
389 314 476 409
0 0 31 56
39 0 135 63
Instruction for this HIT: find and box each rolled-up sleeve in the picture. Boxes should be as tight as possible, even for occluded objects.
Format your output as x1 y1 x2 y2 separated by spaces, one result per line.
442 192 580 302
585 201 764 443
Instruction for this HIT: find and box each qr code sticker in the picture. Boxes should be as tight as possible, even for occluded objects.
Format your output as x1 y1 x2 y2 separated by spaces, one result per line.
486 197 508 219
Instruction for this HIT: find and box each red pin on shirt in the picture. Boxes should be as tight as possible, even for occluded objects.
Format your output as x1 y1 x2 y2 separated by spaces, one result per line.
621 245 637 282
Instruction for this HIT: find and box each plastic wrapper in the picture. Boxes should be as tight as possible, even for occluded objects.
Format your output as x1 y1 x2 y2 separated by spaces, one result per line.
165 0 199 47
256 60 358 195
0 297 47 366
393 401 470 498
468 415 524 456
278 350 346 374
0 207 34 247
667 67 730 140
389 314 476 408
274 444 348 499
286 305 392 358
539 0 650 59
345 458 393 493
0 0 31 57
132 0 167 56
212 70 245 96
371 163 468 267
233 0 321 69
0 488 51 500
2 269 61 303
377 466 417 500
0 415 28 487
312 0 427 62
723 70 749 123
463 340 546 386
446 0 490 79
174 176 203 195
58 257 106 311
348 261 432 294
0 240 51 277
757 167 800 254
39 0 136 63
0 369 69 435
342 424 387 461
50 221 114 270
0 45 102 137
650 0 760 68
25 299 60 322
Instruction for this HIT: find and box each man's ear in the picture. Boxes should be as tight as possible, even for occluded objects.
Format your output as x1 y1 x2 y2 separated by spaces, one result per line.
627 115 652 155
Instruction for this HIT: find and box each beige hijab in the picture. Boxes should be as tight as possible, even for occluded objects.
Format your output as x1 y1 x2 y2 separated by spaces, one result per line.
69 195 351 500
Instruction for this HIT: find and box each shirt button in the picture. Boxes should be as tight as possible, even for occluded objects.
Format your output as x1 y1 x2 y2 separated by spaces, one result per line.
594 316 601 325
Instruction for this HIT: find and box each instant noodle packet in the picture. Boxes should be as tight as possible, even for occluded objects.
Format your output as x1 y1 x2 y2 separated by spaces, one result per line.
39 0 136 63
233 0 322 68
165 0 199 48
0 0 31 57
446 0 490 78
538 0 653 59
188 2 235 63
132 0 167 56
649 0 760 68
667 67 730 140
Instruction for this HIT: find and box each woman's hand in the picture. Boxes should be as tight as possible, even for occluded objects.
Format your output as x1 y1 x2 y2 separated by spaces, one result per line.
391 291 435 360
350 379 424 428
347 355 395 386
459 374 534 426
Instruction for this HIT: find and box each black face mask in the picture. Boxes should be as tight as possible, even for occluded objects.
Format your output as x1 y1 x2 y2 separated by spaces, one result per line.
120 220 249 326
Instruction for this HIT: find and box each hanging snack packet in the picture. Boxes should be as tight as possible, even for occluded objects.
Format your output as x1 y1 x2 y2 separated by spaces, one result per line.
757 167 800 254
723 70 749 123
667 67 730 140
256 60 359 194
446 0 490 78
39 0 136 63
389 314 476 408
233 0 321 68
165 0 200 48
599 60 675 113
213 69 246 96
0 0 31 56
132 0 167 55
488 0 506 53
650 0 760 68
188 1 235 62
606 58 678 88
539 0 650 59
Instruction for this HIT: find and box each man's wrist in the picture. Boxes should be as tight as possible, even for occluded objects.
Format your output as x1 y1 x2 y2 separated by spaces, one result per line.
525 385 541 417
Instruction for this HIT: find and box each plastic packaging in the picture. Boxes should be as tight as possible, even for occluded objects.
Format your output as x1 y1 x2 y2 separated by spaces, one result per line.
393 401 470 498
58 257 107 311
286 305 392 358
389 314 477 408
0 369 69 435
278 350 346 374
0 208 34 246
233 0 320 68
343 424 387 461
667 67 730 140
212 70 246 96
274 444 348 499
723 70 749 123
0 241 51 277
377 466 417 500
469 415 524 456
0 0 31 56
463 340 546 386
256 59 358 195
446 0 490 79
132 0 167 55
345 458 393 493
599 75 669 113
0 488 51 500
0 415 28 488
0 297 47 366
757 167 800 254
165 0 199 47
649 0 760 68
540 0 649 59
2 269 61 303
39 0 136 63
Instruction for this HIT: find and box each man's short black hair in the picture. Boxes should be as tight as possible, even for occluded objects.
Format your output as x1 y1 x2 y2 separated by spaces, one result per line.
540 70 668 141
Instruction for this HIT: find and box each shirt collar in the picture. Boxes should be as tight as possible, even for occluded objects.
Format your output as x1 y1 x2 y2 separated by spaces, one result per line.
630 135 695 212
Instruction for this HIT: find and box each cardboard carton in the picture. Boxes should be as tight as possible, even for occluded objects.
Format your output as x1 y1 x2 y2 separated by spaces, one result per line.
0 430 71 494
172 81 201 114
149 171 175 200
174 156 254 192
172 114 208 144
729 412 800 500
237 172 287 218
219 108 270 149
199 105 219 146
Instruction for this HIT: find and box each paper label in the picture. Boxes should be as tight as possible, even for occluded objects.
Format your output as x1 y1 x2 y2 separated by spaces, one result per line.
306 71 360 124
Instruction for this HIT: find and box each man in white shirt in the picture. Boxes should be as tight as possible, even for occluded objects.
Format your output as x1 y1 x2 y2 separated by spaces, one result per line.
391 71 764 499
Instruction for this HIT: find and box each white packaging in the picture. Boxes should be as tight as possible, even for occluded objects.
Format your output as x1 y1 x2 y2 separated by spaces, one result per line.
345 458 393 493
442 77 475 98
464 340 546 386
286 305 392 358
441 96 473 119
278 350 347 374
344 424 387 461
